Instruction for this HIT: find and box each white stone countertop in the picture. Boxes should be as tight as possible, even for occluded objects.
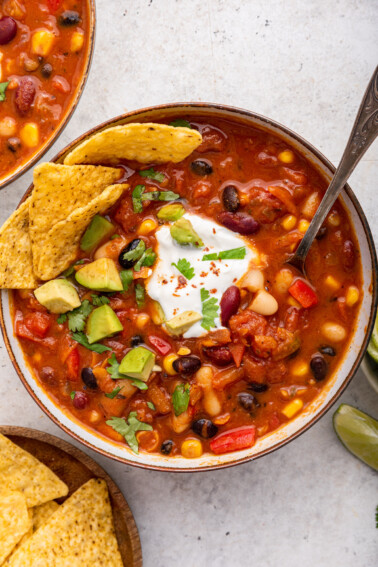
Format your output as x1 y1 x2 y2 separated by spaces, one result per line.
0 1 377 565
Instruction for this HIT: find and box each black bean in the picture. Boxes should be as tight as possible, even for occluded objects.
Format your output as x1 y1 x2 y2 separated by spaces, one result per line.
237 392 258 411
222 185 240 212
118 239 144 268
7 137 20 152
316 226 327 240
130 335 143 347
320 345 336 357
81 367 98 389
173 355 201 375
247 382 268 393
59 10 81 26
310 354 328 381
41 63 53 78
161 440 173 455
191 159 213 175
192 419 218 439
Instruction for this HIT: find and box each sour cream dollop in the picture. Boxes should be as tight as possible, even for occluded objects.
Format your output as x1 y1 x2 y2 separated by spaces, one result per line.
146 213 260 338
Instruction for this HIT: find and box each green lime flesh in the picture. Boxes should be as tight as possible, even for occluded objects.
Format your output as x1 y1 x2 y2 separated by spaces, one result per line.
333 404 378 471
367 339 378 363
371 313 378 349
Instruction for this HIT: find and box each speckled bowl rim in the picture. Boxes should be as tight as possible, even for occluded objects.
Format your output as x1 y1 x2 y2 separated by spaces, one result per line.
1 102 377 472
0 0 96 190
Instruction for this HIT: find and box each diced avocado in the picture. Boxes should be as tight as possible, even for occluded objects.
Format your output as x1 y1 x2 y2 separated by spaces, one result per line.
86 304 123 344
170 218 203 247
119 347 155 382
157 203 185 221
165 310 202 336
80 215 115 252
34 279 81 314
149 300 166 325
75 258 123 292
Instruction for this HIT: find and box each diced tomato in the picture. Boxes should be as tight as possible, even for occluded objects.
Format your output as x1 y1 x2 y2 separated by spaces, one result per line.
229 343 245 367
269 412 281 431
24 312 52 338
47 0 62 11
267 186 297 215
288 279 318 308
66 347 80 381
209 426 256 454
15 321 57 349
148 335 172 356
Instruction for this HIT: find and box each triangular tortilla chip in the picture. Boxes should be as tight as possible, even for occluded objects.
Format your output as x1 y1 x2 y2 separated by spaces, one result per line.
0 433 68 508
32 501 60 532
63 122 202 165
6 479 123 567
0 490 32 564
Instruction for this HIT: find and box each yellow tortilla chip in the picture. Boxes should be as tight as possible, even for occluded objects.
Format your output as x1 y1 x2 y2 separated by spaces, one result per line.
0 490 32 564
63 122 202 165
32 501 60 532
0 433 68 508
0 198 38 289
13 509 33 552
34 183 128 280
6 479 123 567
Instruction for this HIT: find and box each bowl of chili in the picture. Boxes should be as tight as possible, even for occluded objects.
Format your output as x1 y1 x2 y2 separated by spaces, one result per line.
0 0 95 189
1 103 377 472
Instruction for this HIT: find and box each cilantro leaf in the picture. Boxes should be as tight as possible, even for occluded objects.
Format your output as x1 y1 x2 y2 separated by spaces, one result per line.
0 82 9 102
200 288 219 331
139 168 165 182
202 247 246 261
106 413 153 454
120 269 133 291
70 391 76 400
170 119 192 129
119 240 145 265
91 295 110 306
202 253 218 261
134 248 156 272
106 353 149 390
131 378 148 390
67 300 93 332
71 331 111 353
172 258 195 280
57 313 68 324
110 233 121 240
142 190 180 202
147 401 156 410
132 184 145 213
105 386 123 399
172 383 190 416
135 283 145 308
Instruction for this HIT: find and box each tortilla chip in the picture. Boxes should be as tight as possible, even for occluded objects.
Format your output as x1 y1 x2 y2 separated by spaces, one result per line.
63 122 202 165
0 433 68 508
0 490 32 564
32 501 60 532
0 198 38 289
34 183 128 280
13 509 33 552
6 479 123 567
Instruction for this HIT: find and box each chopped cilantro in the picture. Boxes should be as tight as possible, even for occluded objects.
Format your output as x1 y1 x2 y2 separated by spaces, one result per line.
134 248 156 272
70 391 76 400
67 300 93 332
132 185 145 213
119 240 145 264
172 258 195 280
105 386 123 399
71 331 111 353
200 288 219 331
111 233 121 240
57 313 67 324
135 283 145 308
120 269 133 291
91 295 110 306
202 253 218 261
106 353 148 390
131 378 148 390
0 82 9 102
132 184 180 212
139 167 165 182
106 413 152 454
202 247 246 261
147 401 156 410
170 119 192 129
172 383 190 416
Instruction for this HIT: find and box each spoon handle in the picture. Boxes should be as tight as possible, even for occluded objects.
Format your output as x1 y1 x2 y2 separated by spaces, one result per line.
291 66 378 270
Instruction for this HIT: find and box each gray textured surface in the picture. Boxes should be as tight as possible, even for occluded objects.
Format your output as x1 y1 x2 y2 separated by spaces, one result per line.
0 1 377 566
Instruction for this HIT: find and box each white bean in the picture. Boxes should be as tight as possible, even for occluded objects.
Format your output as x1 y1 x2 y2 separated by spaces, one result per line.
171 410 191 433
321 322 346 342
195 366 221 417
274 268 294 294
249 290 278 316
240 269 264 292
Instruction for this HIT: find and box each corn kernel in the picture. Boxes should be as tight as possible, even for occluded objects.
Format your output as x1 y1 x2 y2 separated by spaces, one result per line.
213 413 231 425
282 398 303 419
328 211 341 227
280 388 290 399
281 214 297 231
32 352 42 363
20 123 39 148
177 347 191 355
257 425 268 436
136 313 150 329
163 353 179 375
0 117 16 137
89 410 102 424
181 438 203 458
137 218 158 235
298 219 310 233
239 193 250 206
287 296 301 308
32 29 55 57
346 286 360 306
70 31 84 52
278 150 295 164
291 360 309 377
324 275 340 291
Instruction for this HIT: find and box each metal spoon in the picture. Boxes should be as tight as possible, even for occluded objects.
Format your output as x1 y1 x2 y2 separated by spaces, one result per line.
288 65 378 276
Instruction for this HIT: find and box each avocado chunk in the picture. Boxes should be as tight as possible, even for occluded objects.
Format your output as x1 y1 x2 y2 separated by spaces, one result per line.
157 203 185 221
165 310 202 336
119 347 155 382
80 215 115 252
86 304 123 344
170 218 203 247
75 258 123 292
34 279 81 314
149 300 166 325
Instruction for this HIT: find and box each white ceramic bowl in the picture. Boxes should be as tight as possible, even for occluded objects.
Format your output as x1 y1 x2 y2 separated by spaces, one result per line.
1 103 377 472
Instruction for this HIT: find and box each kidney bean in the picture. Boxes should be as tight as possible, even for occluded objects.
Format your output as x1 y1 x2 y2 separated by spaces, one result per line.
220 285 240 326
218 211 260 235
238 392 258 411
15 78 36 114
320 345 336 357
222 185 240 212
72 391 89 409
39 366 57 387
0 17 17 45
81 367 98 390
203 346 233 366
173 355 201 375
342 240 355 270
192 418 218 439
247 382 268 393
310 354 328 381
191 159 213 175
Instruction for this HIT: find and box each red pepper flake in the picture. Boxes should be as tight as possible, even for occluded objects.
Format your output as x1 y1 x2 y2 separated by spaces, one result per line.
210 288 217 294
200 271 208 277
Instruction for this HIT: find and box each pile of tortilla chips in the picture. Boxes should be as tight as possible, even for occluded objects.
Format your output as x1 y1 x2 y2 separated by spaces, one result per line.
0 433 123 566
0 123 202 288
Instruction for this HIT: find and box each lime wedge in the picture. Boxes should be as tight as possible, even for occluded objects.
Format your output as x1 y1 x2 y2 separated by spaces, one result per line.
333 404 378 471
372 313 378 349
367 340 378 363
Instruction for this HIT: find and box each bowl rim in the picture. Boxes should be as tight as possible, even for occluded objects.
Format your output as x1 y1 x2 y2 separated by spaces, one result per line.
1 101 377 472
0 0 96 190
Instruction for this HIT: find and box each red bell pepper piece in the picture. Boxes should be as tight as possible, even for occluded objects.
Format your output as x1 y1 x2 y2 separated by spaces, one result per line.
47 0 62 11
148 335 172 356
210 426 256 455
288 279 318 308
24 312 52 338
229 343 245 368
66 347 80 381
